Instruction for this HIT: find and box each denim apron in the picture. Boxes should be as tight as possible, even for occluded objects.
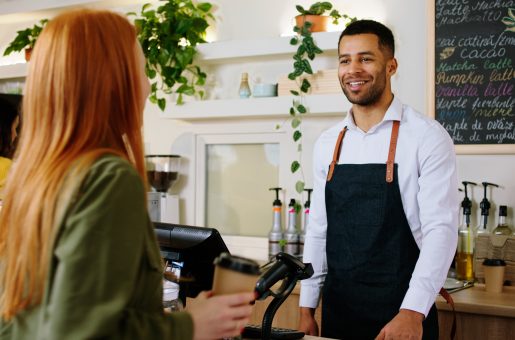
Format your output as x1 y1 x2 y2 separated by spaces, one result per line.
321 120 438 339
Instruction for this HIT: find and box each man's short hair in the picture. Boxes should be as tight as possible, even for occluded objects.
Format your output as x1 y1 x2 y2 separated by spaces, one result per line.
339 19 395 57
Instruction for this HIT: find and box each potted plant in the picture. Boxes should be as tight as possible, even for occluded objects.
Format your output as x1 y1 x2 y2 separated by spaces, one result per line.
128 0 214 110
3 19 48 62
286 2 356 211
295 1 348 33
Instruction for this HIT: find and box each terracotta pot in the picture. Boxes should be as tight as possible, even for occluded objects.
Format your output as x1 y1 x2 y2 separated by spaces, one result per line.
24 48 32 62
295 15 330 33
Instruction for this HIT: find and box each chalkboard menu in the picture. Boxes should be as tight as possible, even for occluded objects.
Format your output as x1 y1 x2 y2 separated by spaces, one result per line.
434 1 515 145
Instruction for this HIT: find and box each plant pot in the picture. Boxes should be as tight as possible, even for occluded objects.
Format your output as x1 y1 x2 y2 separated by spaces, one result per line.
24 48 32 62
295 15 330 33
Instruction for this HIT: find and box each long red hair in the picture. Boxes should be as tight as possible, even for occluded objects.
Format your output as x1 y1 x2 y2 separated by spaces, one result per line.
0 9 147 320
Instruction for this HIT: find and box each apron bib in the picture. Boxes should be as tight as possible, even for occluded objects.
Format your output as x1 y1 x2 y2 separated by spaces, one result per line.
321 121 438 339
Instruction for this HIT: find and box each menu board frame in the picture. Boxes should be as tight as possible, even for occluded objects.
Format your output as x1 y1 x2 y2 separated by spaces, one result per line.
427 0 515 154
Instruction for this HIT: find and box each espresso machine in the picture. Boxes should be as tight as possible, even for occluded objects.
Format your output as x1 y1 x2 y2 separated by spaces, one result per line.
146 155 181 224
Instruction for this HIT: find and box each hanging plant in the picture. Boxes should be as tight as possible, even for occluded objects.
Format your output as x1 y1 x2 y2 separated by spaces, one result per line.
129 0 214 110
286 2 356 212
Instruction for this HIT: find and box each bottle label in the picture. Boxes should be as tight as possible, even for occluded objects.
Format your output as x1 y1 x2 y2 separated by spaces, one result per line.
284 242 299 256
269 241 282 259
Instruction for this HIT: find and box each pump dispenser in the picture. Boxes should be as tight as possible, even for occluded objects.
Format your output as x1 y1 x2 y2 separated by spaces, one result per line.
456 181 476 281
284 199 300 256
300 188 313 257
268 188 284 260
477 182 499 235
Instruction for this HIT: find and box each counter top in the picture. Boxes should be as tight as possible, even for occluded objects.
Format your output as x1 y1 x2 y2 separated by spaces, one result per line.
436 284 515 318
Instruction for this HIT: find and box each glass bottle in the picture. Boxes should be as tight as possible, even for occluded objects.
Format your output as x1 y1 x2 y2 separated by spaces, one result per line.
457 217 474 281
492 205 512 235
238 73 251 98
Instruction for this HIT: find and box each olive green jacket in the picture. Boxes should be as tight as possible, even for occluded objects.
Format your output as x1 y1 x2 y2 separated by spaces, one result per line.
0 155 193 339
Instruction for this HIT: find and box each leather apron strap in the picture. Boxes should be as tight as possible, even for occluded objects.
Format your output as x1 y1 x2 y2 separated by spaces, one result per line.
326 127 347 182
386 120 400 183
326 121 401 183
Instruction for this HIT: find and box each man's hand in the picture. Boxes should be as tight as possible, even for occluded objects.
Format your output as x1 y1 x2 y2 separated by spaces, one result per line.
298 307 319 336
375 309 424 340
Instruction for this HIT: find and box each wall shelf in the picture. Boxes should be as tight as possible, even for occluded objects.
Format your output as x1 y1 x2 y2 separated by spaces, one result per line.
196 31 340 63
160 93 349 120
0 63 27 79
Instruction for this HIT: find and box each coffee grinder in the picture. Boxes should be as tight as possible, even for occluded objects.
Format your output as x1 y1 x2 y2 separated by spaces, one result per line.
146 155 181 224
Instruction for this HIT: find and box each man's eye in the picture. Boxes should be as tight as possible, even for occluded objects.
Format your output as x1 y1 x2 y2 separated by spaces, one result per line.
361 57 371 62
339 59 349 64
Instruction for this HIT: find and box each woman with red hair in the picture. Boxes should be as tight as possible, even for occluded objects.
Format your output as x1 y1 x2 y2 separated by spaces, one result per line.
0 9 253 339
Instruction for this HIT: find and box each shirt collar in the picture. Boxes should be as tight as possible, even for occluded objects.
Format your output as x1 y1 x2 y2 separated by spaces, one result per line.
344 95 403 132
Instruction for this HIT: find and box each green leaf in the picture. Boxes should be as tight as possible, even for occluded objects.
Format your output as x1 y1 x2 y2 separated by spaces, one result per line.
297 104 307 114
290 90 300 96
291 117 301 128
291 161 300 173
295 181 305 194
177 93 184 105
300 79 311 93
177 84 195 96
157 98 166 111
290 37 299 45
146 68 156 79
275 124 281 130
302 60 313 74
197 3 213 12
296 5 307 14
289 107 295 116
293 130 302 142
294 202 302 214
149 93 157 104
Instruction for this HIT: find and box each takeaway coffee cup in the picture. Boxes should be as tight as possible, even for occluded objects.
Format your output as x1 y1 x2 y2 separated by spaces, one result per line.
482 259 506 293
212 252 260 295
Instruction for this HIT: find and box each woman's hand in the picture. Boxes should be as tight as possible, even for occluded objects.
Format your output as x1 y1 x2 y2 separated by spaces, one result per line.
189 291 255 340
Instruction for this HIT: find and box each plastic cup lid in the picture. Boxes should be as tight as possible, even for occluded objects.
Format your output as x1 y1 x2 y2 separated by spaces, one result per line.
482 259 506 266
214 252 261 275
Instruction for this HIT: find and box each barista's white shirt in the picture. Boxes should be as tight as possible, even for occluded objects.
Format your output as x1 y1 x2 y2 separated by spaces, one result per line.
300 96 459 316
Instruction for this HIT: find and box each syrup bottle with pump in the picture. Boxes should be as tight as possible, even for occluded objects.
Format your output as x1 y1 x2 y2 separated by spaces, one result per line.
268 188 284 260
456 181 476 281
300 188 313 257
284 199 300 257
477 182 499 236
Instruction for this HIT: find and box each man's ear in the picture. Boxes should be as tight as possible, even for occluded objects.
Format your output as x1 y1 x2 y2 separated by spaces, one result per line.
387 58 398 77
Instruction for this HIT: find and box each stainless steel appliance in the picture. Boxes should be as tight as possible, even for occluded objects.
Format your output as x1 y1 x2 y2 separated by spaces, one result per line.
146 155 181 224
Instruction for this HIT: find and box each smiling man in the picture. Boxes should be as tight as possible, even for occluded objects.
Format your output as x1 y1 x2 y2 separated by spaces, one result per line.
298 20 459 340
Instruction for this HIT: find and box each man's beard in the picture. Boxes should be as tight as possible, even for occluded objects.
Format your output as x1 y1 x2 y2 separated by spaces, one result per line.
341 72 387 106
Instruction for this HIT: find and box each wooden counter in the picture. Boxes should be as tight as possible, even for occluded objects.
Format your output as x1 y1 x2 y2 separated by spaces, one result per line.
250 284 515 340
436 284 515 340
